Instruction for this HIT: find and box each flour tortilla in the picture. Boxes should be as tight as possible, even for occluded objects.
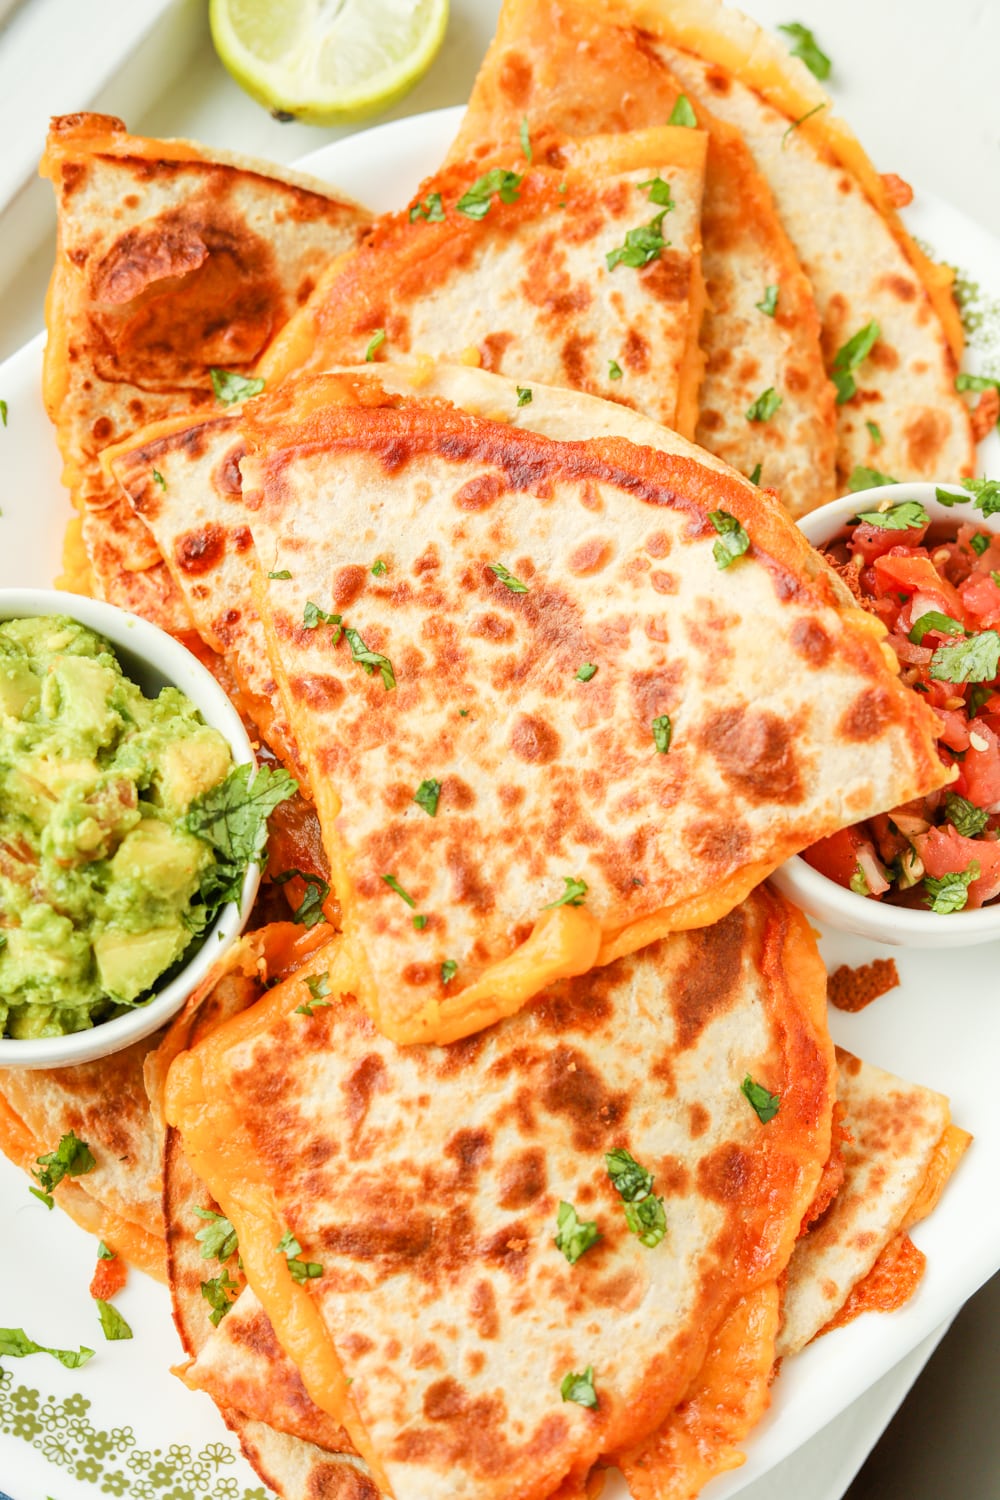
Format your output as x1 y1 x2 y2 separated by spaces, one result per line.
165 885 835 1500
41 111 370 626
232 366 945 1044
449 0 836 514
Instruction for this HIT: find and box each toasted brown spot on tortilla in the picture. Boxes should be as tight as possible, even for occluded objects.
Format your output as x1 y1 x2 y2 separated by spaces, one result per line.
641 251 691 304
670 906 745 1051
510 714 560 764
879 273 917 303
454 473 506 511
289 674 345 711
174 524 225 575
703 705 803 803
497 1147 547 1209
469 1280 501 1340
332 565 367 609
841 686 894 742
791 617 833 666
568 537 612 575
904 408 950 470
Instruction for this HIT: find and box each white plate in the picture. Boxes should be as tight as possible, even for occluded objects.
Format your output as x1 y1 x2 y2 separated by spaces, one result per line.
1 105 1000 1500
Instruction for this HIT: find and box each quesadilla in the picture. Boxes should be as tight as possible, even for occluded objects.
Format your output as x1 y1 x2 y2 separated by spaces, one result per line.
164 885 836 1500
449 0 837 513
260 126 709 443
617 0 974 484
230 367 945 1044
41 111 370 626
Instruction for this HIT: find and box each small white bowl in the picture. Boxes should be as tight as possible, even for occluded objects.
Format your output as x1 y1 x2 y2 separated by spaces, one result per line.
0 590 258 1067
772 480 1000 949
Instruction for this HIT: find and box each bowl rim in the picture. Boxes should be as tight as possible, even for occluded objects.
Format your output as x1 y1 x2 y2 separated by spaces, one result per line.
781 480 1000 944
0 589 259 1068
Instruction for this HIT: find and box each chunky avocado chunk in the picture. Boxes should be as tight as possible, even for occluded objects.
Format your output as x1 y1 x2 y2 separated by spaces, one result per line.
0 617 235 1037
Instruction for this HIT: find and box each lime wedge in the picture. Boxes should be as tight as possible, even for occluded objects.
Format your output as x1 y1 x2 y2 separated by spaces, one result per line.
210 0 450 125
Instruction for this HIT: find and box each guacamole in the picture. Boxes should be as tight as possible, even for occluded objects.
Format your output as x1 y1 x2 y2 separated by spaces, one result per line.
0 616 235 1039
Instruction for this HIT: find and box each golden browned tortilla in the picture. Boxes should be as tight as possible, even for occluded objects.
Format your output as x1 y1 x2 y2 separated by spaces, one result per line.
40 111 370 626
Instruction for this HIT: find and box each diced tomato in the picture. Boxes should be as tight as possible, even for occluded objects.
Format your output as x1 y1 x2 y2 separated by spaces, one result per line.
914 824 1000 907
869 813 908 866
90 1254 128 1302
959 571 1000 629
961 719 1000 808
936 709 971 752
872 551 965 615
801 826 869 891
850 522 928 566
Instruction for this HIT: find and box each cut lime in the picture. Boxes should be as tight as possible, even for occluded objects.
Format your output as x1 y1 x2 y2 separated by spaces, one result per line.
210 0 450 126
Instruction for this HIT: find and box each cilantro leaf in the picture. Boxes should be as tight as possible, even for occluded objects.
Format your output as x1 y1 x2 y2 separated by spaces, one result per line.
296 971 332 1016
268 568 292 579
605 1147 653 1203
652 714 672 753
624 1193 666 1248
608 359 623 380
855 499 928 528
576 663 598 682
489 561 529 593
544 877 588 909
0 399 6 427
97 1241 115 1261
96 1301 133 1342
756 284 779 317
344 627 396 691
924 861 979 914
152 469 166 490
516 386 533 406
185 764 297 918
412 914 428 930
748 463 762 486
409 192 445 223
741 1075 781 1123
908 610 966 646
520 115 532 163
303 600 343 641
930 630 1000 684
272 868 330 928
194 1206 239 1263
709 509 750 568
456 168 523 219
440 959 458 984
866 420 884 446
945 791 989 839
745 387 783 422
638 175 674 208
668 94 697 127
372 558 388 576
30 1188 53 1210
831 321 880 404
781 102 826 146
414 778 441 817
0 1328 95 1369
382 873 417 908
276 1229 323 1283
365 329 386 362
606 209 669 271
210 368 265 404
201 1269 239 1327
561 1365 598 1408
960 477 1000 516
554 1201 600 1264
34 1132 95 1196
849 466 899 493
778 21 832 79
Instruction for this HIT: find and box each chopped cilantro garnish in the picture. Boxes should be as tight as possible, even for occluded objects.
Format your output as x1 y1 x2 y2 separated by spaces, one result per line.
741 1075 781 1123
272 868 330 929
520 115 532 163
866 420 884 447
413 914 428 930
0 400 7 427
934 486 969 508
850 865 871 896
414 778 441 817
924 861 979 914
489 561 529 593
33 1132 95 1198
945 791 989 839
194 1207 238 1263
456 168 523 219
668 94 697 127
576 662 598 682
382 874 417 908
606 209 669 272
605 1147 653 1203
409 192 445 223
544 877 588 909
344 627 396 690
960 477 1000 516
930 630 1000 684
201 1269 239 1327
371 558 388 576
831 321 880 404
268 568 292 579
652 714 672 753
295 971 332 1016
908 610 966 646
561 1365 598 1408
152 468 166 490
709 509 750 569
97 1242 115 1261
365 329 386 362
745 386 783 422
516 386 533 406
849 466 899 493
303 600 342 638
96 1301 133 1342
748 462 762 486
276 1230 323 1283
440 959 458 984
210 368 265 404
755 284 779 317
638 175 674 209
554 1201 600 1264
781 101 825 146
624 1193 666 1248
184 764 296 921
0 1328 95 1369
855 499 928 529
778 21 831 79
608 359 623 380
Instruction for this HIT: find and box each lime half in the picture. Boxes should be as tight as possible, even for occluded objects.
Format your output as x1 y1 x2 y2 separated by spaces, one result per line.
210 0 450 126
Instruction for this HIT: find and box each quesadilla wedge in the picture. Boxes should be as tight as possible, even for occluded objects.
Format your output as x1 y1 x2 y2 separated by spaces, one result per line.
165 885 835 1500
449 0 836 513
617 0 974 484
260 126 709 443
231 367 946 1044
41 111 370 626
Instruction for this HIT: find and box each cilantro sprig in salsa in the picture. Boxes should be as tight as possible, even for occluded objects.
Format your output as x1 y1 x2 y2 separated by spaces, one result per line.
804 485 1000 913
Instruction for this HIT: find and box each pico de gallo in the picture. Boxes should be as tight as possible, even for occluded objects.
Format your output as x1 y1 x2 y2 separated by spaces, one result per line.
804 481 1000 914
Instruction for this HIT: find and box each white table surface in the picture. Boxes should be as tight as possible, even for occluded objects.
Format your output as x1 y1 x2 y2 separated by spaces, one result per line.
0 1 996 1497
